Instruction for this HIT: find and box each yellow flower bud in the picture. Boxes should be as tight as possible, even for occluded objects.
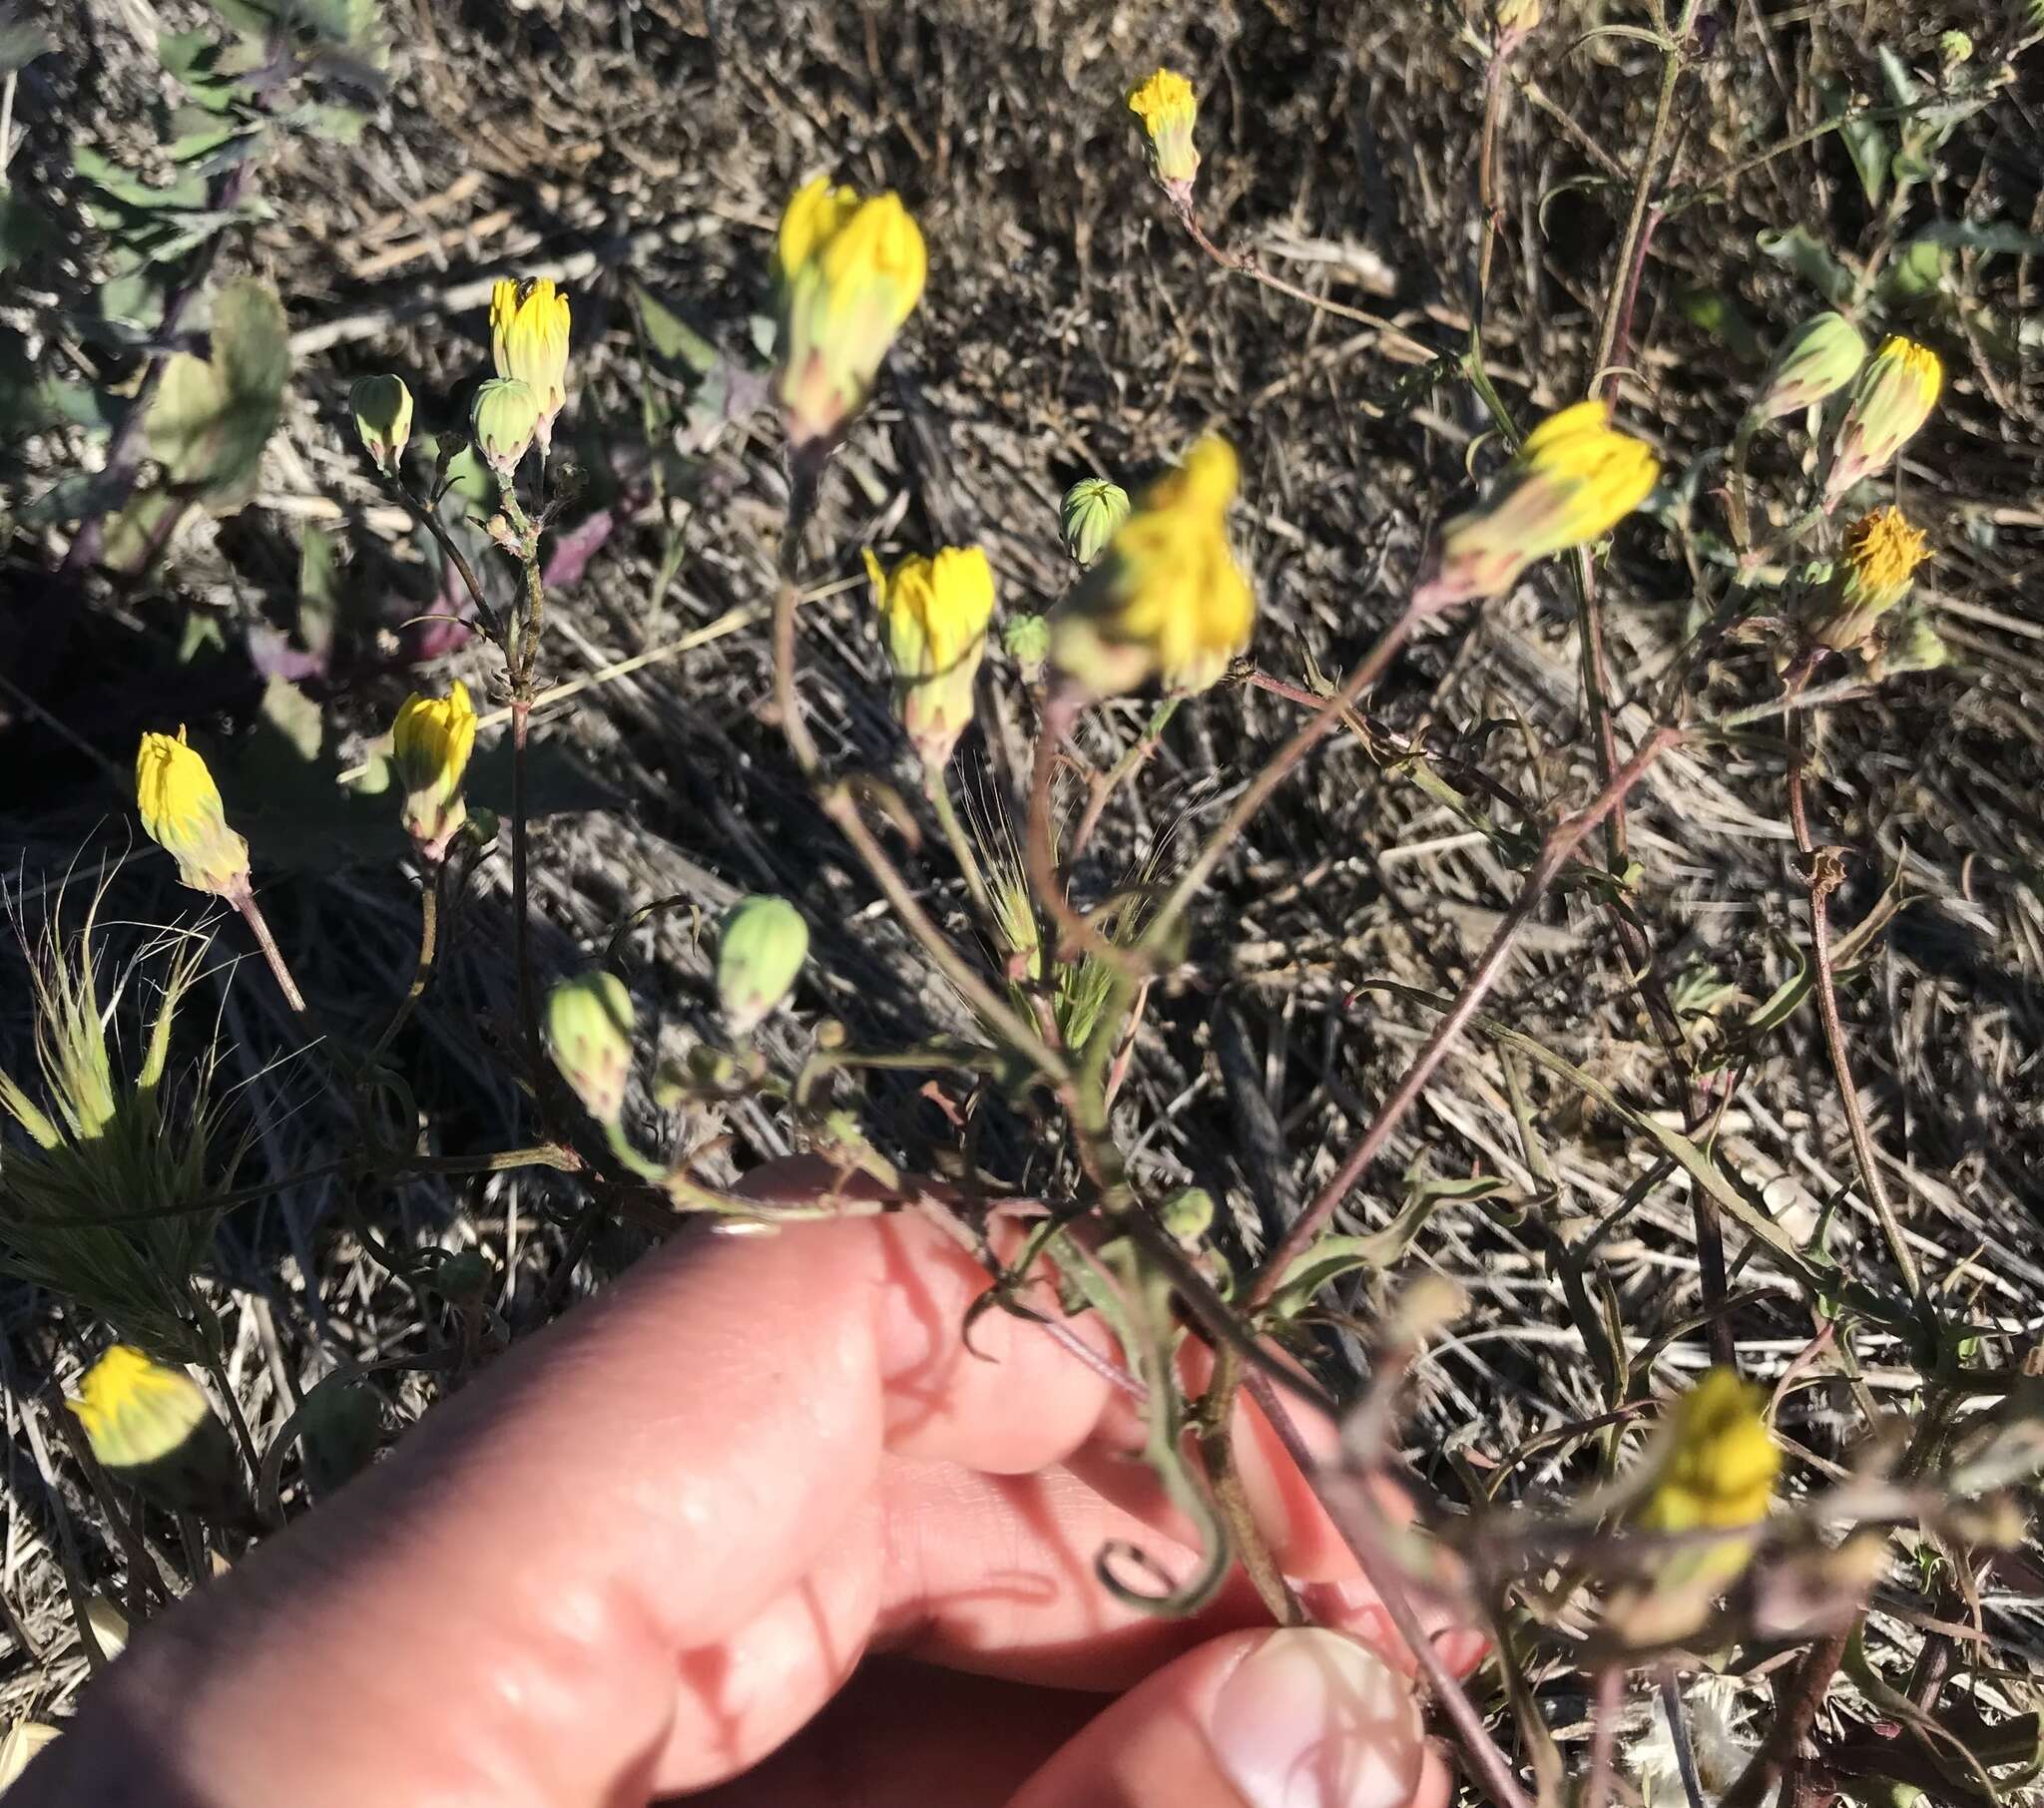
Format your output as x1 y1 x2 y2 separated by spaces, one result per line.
773 178 927 450
390 679 478 861
862 544 997 765
1639 1367 1780 1537
135 726 251 899
489 277 571 453
1128 69 1200 195
1060 477 1131 567
1417 398 1660 611
350 373 413 475
472 376 540 478
1494 0 1543 35
67 1344 244 1519
1822 335 1941 511
717 896 809 1037
1805 506 1930 653
1747 312 1867 426
545 971 635 1124
1050 436 1256 698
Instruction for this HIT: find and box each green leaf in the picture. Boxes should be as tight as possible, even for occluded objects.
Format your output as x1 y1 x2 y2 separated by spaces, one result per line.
1826 79 1888 210
1881 237 1948 307
1675 286 1764 363
1759 227 1857 306
146 274 290 508
295 521 339 658
1268 1171 1513 1318
259 676 323 760
73 144 211 214
632 282 721 377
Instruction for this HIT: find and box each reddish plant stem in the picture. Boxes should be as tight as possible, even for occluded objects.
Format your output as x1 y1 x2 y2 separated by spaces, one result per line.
1721 1628 1850 1808
509 694 542 1102
1249 724 1684 1305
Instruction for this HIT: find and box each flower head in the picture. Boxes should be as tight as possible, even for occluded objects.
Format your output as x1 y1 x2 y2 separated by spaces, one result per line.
1747 312 1867 426
1051 436 1255 698
1417 399 1660 611
489 277 571 452
1806 506 1931 652
350 374 413 475
1639 1368 1780 1536
1822 335 1941 511
1060 477 1131 567
717 896 810 1037
67 1344 242 1516
1129 69 1200 195
136 727 250 899
862 544 997 764
390 680 478 861
773 177 927 450
545 972 635 1124
472 376 540 478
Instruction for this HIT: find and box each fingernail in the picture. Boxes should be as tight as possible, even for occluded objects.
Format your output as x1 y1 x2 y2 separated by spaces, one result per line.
1208 1628 1424 1808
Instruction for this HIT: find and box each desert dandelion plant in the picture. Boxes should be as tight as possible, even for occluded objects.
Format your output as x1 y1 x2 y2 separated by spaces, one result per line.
1807 506 1931 653
67 1345 243 1517
862 544 997 766
136 727 251 900
1050 436 1255 699
1639 1367 1780 1536
489 277 571 454
390 680 478 862
1822 334 1941 511
1128 68 1200 199
1417 398 1659 611
773 177 927 451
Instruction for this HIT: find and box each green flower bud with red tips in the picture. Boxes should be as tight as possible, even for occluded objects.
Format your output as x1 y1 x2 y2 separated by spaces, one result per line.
545 971 635 1123
717 896 808 1037
1746 312 1866 427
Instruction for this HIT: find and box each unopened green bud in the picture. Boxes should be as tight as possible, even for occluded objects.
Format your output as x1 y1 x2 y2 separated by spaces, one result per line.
294 1373 384 1496
1002 613 1051 678
1059 477 1130 566
717 895 808 1037
1747 312 1866 427
350 374 413 475
545 971 635 1122
1939 29 1972 65
472 376 539 478
1160 1185 1216 1242
66 1345 245 1521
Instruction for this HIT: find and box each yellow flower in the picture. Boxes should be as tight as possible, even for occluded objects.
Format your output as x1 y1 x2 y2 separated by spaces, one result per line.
773 177 927 450
862 544 997 765
1639 1368 1780 1536
1128 68 1200 192
1807 506 1931 653
391 680 478 860
136 727 250 899
1417 398 1660 610
1822 335 1941 511
67 1345 211 1470
489 277 571 453
1051 437 1255 698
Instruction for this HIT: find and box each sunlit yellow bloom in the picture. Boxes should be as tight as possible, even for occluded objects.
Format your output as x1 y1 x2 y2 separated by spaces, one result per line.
136 727 250 899
489 277 571 452
1822 335 1941 510
1747 312 1866 426
67 1345 211 1470
774 177 927 450
472 376 539 478
862 544 997 765
1417 399 1660 610
1640 1368 1780 1536
391 680 478 861
1807 506 1931 652
1128 69 1200 193
1051 437 1255 698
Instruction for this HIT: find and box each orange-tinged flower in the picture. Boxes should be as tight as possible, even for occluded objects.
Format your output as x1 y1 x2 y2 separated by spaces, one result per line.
1822 335 1941 511
1051 437 1255 698
489 277 571 453
773 178 927 450
390 680 478 861
135 727 250 899
1128 69 1200 194
863 545 997 765
1416 399 1659 610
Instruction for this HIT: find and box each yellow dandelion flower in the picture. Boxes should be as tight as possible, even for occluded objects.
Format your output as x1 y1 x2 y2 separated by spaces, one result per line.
1051 436 1256 698
489 277 572 453
862 544 997 765
68 1345 212 1470
1129 68 1200 192
390 680 478 861
135 727 250 900
773 177 927 450
1822 335 1941 511
1639 1368 1780 1536
1417 398 1660 610
1807 506 1931 653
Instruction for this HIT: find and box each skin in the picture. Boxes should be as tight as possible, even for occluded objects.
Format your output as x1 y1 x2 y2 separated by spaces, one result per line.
17 1161 1475 1807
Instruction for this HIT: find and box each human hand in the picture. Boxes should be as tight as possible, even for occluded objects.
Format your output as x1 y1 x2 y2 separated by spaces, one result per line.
17 1160 1478 1807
